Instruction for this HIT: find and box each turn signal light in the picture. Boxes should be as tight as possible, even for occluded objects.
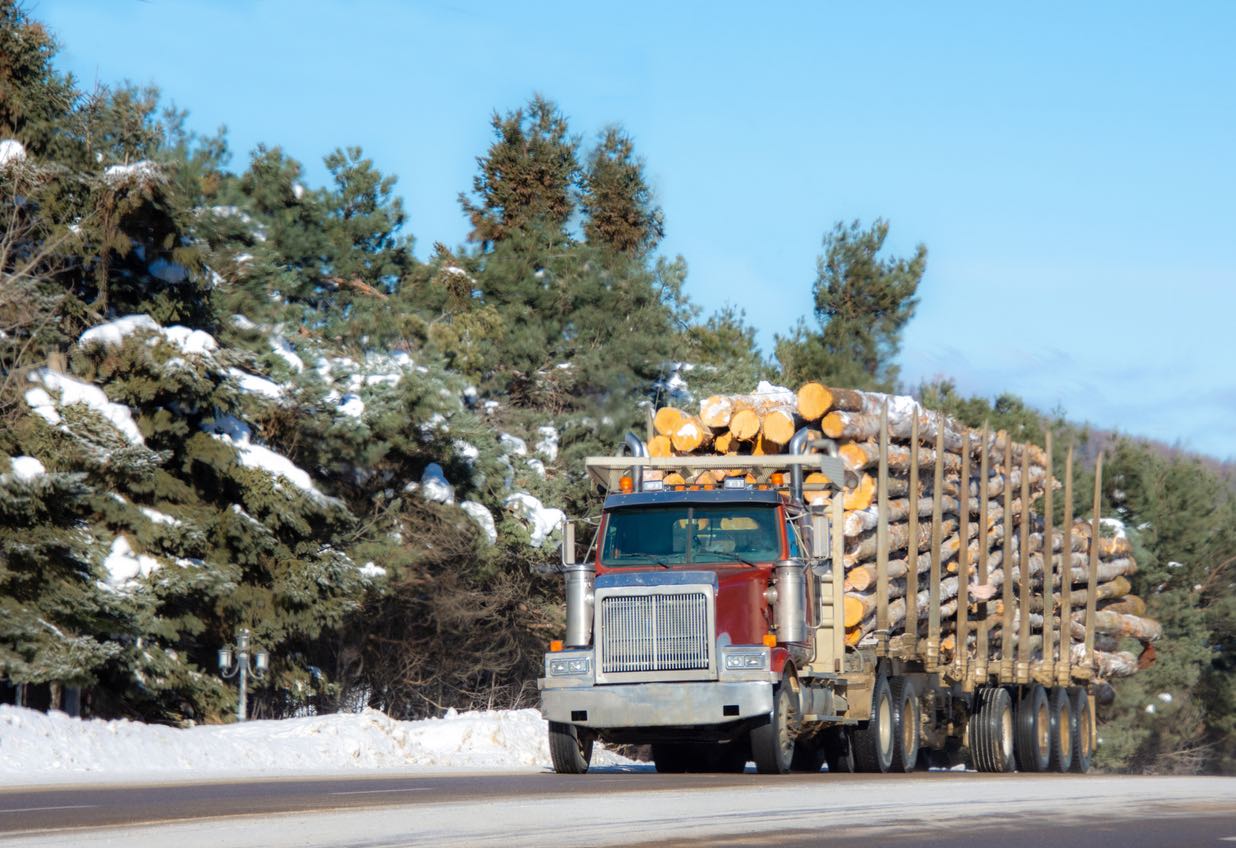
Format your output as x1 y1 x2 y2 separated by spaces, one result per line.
549 640 564 653
762 633 777 648
618 475 634 494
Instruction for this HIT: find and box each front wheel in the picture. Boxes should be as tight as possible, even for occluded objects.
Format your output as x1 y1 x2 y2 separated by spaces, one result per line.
548 721 592 774
751 676 798 774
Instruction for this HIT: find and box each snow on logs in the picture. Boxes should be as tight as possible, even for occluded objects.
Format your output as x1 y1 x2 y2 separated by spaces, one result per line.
649 382 1160 683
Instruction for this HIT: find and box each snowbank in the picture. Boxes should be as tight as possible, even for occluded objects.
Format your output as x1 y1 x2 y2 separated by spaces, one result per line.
0 705 631 785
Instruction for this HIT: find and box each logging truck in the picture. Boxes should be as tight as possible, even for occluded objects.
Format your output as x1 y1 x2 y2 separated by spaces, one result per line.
538 410 1109 775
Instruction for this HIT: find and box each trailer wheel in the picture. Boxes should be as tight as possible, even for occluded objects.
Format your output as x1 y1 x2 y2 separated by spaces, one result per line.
851 675 895 773
822 727 857 773
1048 687 1074 772
751 677 798 774
1068 687 1093 773
548 722 592 774
890 677 921 772
1015 684 1051 772
968 686 1015 773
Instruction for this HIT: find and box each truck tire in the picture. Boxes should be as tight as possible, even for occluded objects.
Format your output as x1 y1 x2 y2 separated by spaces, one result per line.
851 675 895 773
890 677 921 772
968 686 1015 773
1048 687 1074 772
1068 687 1093 773
822 727 857 773
751 678 797 774
548 722 592 774
1015 684 1051 772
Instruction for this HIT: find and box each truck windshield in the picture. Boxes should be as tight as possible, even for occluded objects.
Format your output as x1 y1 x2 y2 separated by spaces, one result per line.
600 505 781 567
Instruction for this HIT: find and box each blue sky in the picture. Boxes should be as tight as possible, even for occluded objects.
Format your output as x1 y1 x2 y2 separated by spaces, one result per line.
39 1 1236 459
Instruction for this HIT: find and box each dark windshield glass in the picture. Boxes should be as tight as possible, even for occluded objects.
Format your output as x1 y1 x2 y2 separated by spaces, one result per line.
601 505 781 567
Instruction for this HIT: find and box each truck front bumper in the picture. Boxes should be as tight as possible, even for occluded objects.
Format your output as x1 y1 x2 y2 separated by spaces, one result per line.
540 680 773 729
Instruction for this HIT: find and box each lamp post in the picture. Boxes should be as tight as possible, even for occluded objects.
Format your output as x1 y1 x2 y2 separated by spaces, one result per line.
217 628 269 722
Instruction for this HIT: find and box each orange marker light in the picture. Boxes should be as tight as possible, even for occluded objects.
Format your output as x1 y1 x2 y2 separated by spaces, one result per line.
549 640 564 653
762 633 778 648
770 472 785 487
618 475 634 494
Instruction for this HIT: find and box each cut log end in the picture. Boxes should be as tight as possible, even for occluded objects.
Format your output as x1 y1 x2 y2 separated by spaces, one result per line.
654 406 685 438
796 381 833 422
699 395 733 429
730 408 761 441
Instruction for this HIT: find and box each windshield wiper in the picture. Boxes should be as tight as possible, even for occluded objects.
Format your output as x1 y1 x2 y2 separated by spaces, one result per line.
699 550 759 568
619 554 672 568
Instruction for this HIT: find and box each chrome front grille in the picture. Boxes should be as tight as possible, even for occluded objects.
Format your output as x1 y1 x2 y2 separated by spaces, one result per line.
599 591 711 675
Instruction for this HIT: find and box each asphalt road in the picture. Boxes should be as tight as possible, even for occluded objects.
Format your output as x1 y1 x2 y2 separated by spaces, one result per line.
0 770 1233 848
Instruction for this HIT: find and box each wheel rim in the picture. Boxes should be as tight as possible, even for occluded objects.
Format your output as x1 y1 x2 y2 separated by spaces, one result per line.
1036 700 1050 758
878 694 893 756
1078 702 1091 757
901 700 916 755
999 701 1014 764
777 688 795 765
1059 703 1072 760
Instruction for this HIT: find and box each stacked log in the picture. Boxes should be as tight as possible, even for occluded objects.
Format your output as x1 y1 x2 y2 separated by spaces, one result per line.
650 382 1161 684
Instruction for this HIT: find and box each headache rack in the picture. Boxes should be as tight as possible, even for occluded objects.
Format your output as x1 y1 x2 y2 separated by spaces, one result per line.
585 430 852 504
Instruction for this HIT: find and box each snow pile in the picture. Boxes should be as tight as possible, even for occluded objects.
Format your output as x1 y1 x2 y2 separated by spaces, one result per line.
229 368 285 400
461 500 498 545
419 463 455 504
359 562 387 579
0 705 631 783
338 394 365 417
504 493 564 547
103 160 161 185
1101 517 1128 540
752 379 795 406
534 425 559 462
103 536 161 587
25 368 145 445
79 314 217 356
139 505 181 527
0 138 26 168
656 362 694 403
270 336 304 372
500 433 528 456
203 416 336 505
4 455 46 483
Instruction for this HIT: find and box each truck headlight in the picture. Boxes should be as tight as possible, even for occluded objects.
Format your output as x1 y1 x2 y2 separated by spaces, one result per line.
548 656 592 676
722 649 770 670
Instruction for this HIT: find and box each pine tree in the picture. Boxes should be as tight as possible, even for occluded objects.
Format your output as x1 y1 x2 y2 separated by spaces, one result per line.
580 125 664 257
775 219 926 390
460 95 579 249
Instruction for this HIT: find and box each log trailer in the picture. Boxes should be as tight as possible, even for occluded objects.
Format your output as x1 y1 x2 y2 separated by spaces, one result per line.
538 416 1105 775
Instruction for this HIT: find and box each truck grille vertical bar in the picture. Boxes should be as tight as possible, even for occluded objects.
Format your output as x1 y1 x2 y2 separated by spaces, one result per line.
599 591 711 675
